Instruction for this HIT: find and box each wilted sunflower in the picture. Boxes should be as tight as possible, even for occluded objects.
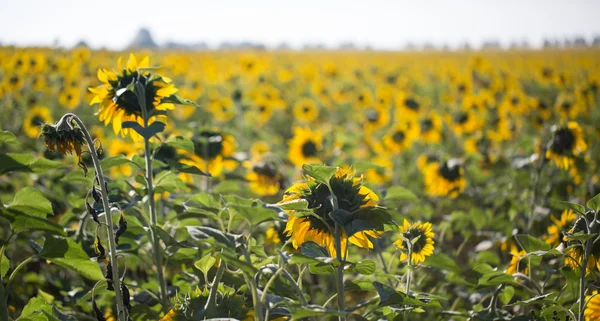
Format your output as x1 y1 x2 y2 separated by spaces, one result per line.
288 127 323 168
394 219 435 264
546 122 587 170
180 129 237 177
423 159 466 198
40 122 85 156
585 291 600 321
89 54 179 140
281 167 382 257
23 106 52 138
293 97 319 123
544 209 577 247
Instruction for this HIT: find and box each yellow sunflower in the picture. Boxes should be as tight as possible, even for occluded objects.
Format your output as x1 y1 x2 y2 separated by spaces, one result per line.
506 245 529 276
248 98 273 125
545 122 587 170
395 92 425 120
246 157 284 196
59 87 81 110
364 156 393 184
363 106 390 134
107 139 140 177
180 129 237 177
393 219 435 265
89 53 179 141
419 114 443 144
293 97 319 123
23 106 52 138
585 291 600 321
448 109 482 136
564 212 600 275
381 122 419 154
288 127 323 168
281 167 382 257
209 96 236 122
423 159 466 198
544 209 577 247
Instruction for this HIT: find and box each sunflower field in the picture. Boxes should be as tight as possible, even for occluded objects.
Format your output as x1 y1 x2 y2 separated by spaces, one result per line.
0 46 599 321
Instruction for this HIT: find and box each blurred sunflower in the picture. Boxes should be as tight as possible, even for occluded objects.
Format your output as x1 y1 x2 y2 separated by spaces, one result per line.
554 92 583 120
108 139 139 177
585 291 600 321
448 109 482 136
395 92 424 120
417 153 440 171
363 157 393 184
381 122 419 154
419 114 443 144
288 127 323 168
209 96 236 122
506 245 528 276
180 130 237 177
280 167 381 257
58 87 81 110
293 97 319 123
363 106 390 133
546 122 587 170
248 98 273 125
23 106 52 138
544 209 577 247
89 54 179 140
245 157 285 196
423 159 465 198
394 219 435 264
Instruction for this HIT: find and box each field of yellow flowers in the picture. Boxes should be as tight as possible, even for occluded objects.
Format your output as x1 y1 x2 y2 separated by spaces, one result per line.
1 46 599 321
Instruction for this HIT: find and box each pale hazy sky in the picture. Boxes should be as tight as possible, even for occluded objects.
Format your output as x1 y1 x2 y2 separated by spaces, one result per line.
1 0 599 50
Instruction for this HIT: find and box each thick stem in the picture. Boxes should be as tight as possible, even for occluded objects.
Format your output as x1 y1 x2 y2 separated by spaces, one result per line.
204 259 225 313
329 193 346 321
144 137 169 312
68 114 126 321
578 241 591 321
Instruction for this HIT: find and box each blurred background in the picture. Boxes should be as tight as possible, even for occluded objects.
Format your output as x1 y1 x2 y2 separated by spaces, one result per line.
1 0 600 51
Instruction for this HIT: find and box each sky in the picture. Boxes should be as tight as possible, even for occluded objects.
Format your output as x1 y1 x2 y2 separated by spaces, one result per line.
1 0 599 50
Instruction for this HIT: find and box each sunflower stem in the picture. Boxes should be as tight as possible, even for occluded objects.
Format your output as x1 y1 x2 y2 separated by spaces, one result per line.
329 192 346 321
578 239 592 321
66 114 126 321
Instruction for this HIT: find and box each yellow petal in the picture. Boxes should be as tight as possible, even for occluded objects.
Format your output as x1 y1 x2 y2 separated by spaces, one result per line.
127 53 137 72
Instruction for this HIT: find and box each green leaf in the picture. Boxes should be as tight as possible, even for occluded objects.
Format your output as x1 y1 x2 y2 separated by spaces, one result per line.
423 253 462 274
154 171 186 194
0 130 19 146
499 286 515 305
566 231 598 243
217 251 257 276
288 304 347 319
587 193 600 213
385 186 418 202
514 234 550 253
37 236 104 281
300 241 330 258
100 155 135 172
346 260 376 275
194 254 217 280
301 164 337 186
227 196 280 225
344 206 395 236
122 121 166 139
19 295 53 321
0 209 65 236
1 254 8 278
478 271 518 287
0 153 64 175
160 95 201 107
6 187 53 218
186 226 239 248
166 136 195 153
555 201 585 215
373 282 442 308
276 199 309 211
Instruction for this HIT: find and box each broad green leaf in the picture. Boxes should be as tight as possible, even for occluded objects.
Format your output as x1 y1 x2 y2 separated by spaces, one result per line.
373 282 442 308
165 136 195 153
228 197 280 225
161 95 201 107
423 253 462 274
6 187 53 218
301 164 337 186
37 236 104 281
0 153 63 175
587 193 600 213
565 231 598 243
0 130 19 146
195 254 217 280
300 241 330 258
555 201 585 215
276 199 309 211
499 286 515 305
122 121 166 140
478 271 518 287
154 171 186 194
385 186 418 202
217 251 257 276
288 304 347 319
344 206 395 236
1 254 8 278
346 260 376 275
100 155 135 172
0 210 65 236
514 234 550 253
186 226 239 248
18 295 53 320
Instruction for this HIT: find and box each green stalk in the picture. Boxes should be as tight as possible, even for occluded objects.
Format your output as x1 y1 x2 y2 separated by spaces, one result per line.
578 241 591 321
66 114 126 321
329 192 346 321
135 81 169 312
204 258 225 313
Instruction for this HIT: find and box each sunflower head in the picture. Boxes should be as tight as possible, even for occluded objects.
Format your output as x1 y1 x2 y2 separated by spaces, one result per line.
546 122 587 169
563 211 600 274
89 54 179 140
393 219 435 265
39 119 85 156
423 159 466 198
281 167 383 257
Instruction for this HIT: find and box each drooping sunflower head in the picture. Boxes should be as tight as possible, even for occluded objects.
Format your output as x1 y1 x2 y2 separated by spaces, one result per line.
89 54 179 140
281 167 381 257
423 159 466 198
39 120 85 157
546 122 587 170
393 219 435 265
23 106 52 138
